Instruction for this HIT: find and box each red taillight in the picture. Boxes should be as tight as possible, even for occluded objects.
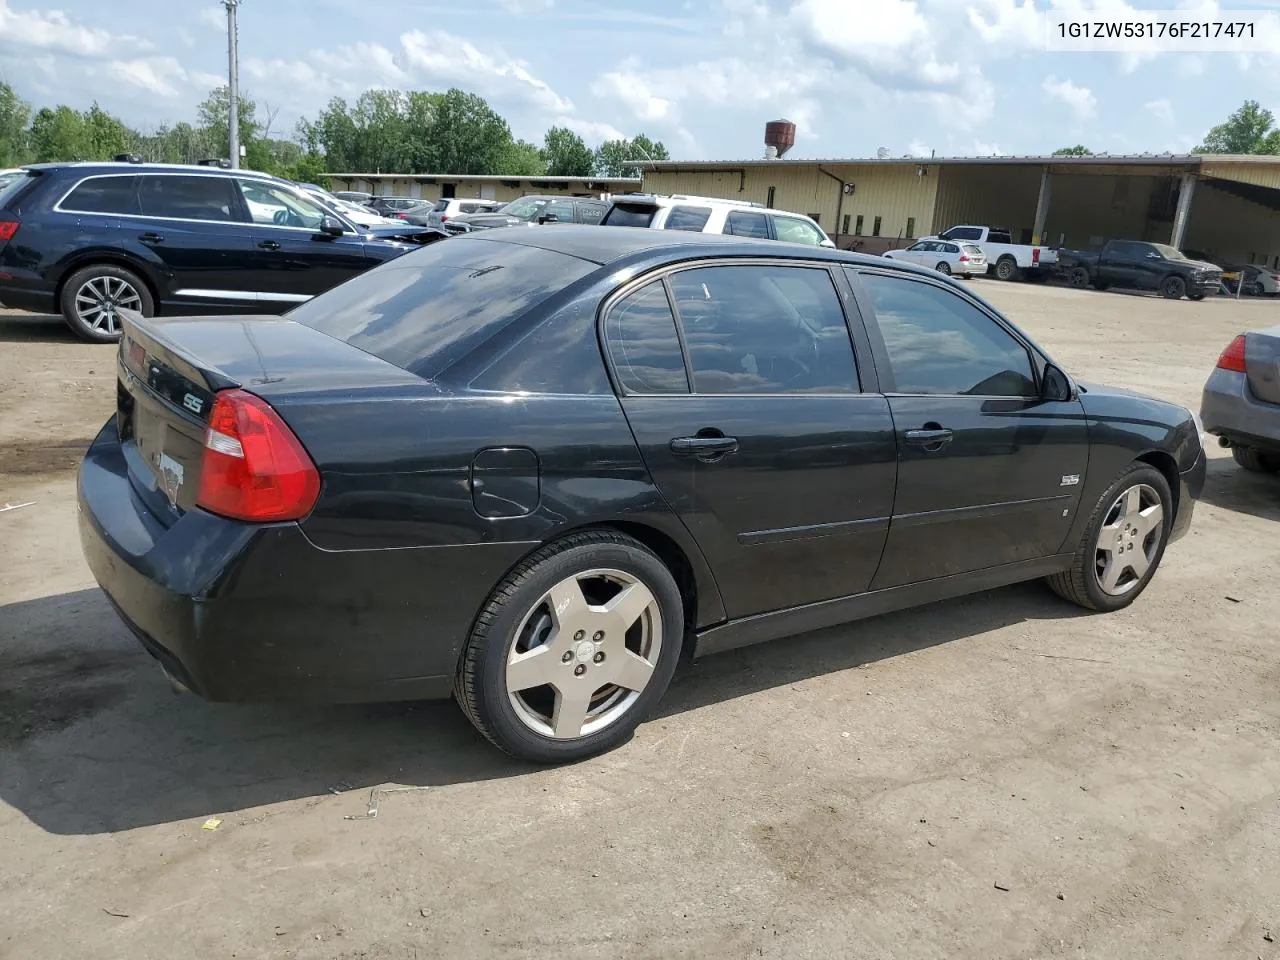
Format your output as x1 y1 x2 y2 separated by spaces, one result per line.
1032 248 1040 264
0 221 19 241
196 389 320 522
440 214 450 221
1216 335 1247 373
393 212 408 219
958 254 970 262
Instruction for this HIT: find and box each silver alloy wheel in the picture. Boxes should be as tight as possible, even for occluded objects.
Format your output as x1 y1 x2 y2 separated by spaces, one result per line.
74 275 143 336
506 568 662 740
1094 483 1164 596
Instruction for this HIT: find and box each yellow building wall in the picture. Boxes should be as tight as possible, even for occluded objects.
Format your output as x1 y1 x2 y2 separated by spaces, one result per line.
1184 183 1280 268
1200 161 1280 191
641 164 939 239
328 176 635 202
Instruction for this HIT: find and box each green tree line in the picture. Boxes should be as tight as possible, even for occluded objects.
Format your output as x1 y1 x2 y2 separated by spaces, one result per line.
1051 99 1280 158
0 80 668 181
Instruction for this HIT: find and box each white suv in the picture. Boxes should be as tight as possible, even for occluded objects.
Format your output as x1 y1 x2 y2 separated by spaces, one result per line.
601 194 834 248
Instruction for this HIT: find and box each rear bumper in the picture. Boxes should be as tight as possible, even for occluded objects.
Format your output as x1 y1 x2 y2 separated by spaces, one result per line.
1200 368 1280 454
78 418 529 703
0 273 58 314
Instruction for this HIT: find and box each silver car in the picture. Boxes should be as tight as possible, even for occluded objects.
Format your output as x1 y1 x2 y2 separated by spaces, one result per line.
1200 325 1280 473
882 239 987 276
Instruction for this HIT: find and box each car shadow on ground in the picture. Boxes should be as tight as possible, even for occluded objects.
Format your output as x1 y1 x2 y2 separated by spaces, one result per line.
0 581 1089 836
0 311 77 344
1198 454 1280 522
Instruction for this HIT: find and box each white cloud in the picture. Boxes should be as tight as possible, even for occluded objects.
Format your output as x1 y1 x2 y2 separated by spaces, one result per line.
1145 98 1174 123
399 29 571 113
197 6 225 32
555 116 627 145
907 138 931 157
0 0 151 56
1043 75 1097 119
496 0 553 11
106 57 182 98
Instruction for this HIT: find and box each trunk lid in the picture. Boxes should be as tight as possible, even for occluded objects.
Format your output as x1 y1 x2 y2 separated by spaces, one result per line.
1245 326 1280 406
115 313 434 527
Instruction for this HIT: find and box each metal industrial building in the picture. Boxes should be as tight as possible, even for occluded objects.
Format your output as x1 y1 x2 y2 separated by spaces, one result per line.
637 154 1280 268
326 173 641 203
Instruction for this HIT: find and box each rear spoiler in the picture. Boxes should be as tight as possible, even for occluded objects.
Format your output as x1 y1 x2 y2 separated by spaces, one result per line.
120 312 243 397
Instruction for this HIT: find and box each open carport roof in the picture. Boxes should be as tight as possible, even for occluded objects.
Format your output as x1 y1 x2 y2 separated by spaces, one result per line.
634 154 1280 170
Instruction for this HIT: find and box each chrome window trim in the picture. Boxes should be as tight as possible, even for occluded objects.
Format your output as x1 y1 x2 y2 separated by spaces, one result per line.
52 172 359 234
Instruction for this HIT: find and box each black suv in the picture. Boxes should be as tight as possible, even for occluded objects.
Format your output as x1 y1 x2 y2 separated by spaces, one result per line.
0 163 444 341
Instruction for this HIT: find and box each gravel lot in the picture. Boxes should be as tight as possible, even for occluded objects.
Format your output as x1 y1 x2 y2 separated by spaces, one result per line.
2 283 1279 960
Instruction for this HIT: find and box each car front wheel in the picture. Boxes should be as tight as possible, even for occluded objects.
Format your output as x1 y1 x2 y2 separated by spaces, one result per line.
1161 275 1187 300
1046 464 1172 612
456 530 684 763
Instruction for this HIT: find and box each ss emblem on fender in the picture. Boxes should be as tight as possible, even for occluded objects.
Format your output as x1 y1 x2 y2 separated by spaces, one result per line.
1060 474 1080 486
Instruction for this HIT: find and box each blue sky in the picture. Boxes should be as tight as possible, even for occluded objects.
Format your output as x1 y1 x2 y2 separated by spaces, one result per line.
2 0 1279 161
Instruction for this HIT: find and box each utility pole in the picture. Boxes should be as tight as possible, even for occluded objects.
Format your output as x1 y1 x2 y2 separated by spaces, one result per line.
224 0 240 168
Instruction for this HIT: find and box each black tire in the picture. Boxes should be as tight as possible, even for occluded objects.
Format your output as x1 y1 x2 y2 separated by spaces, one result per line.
1093 279 1110 292
935 261 952 275
995 257 1020 282
1068 266 1090 288
1160 275 1186 300
455 530 685 763
1232 445 1280 473
1045 463 1173 612
59 264 154 343
1188 292 1206 301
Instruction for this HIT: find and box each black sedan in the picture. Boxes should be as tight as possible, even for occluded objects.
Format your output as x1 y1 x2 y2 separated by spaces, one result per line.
78 227 1206 762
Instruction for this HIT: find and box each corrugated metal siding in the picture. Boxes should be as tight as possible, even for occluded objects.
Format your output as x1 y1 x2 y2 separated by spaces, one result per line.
931 165 1042 237
642 164 939 239
1201 162 1280 191
326 176 628 202
1184 182 1280 267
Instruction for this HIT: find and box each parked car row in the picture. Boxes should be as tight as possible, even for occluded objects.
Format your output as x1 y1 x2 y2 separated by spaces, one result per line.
0 163 845 342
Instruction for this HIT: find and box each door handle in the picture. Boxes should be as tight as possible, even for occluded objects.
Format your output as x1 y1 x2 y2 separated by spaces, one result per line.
257 240 281 251
670 434 739 461
138 232 164 244
904 426 954 451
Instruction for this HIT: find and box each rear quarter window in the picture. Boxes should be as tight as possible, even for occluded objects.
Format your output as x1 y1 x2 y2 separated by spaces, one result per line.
288 237 595 380
61 175 141 215
602 203 657 228
664 206 712 232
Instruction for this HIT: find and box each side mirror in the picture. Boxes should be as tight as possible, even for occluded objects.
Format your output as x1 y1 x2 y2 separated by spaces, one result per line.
537 213 559 224
318 215 345 237
1041 362 1073 402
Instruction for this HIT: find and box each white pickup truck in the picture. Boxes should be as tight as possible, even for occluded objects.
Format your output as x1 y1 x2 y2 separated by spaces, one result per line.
924 225 1058 282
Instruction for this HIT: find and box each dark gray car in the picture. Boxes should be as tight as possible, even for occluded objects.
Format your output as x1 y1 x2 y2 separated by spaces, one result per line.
1201 325 1280 472
448 195 608 232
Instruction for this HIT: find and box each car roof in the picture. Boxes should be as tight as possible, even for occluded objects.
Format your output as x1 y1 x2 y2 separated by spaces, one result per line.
452 223 889 269
23 161 285 182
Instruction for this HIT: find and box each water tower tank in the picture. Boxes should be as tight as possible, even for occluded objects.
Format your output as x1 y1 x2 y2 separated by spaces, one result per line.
764 119 796 158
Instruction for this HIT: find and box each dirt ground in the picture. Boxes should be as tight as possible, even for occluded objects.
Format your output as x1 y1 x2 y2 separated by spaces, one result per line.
1 283 1279 960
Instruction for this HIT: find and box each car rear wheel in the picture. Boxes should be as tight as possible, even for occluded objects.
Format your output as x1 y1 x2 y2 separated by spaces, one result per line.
1068 266 1090 288
995 257 1020 282
455 530 684 763
1045 464 1172 612
1232 445 1280 473
1161 275 1187 300
935 261 952 275
59 264 154 343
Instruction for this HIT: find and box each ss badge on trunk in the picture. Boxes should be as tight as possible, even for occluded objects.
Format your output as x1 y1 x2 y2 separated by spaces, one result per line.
157 453 185 507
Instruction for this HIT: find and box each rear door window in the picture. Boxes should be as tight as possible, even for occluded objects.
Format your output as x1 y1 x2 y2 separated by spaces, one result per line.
603 202 658 227
772 216 827 245
668 264 859 394
289 238 594 379
602 281 689 394
664 206 712 232
61 175 140 215
723 210 770 239
139 175 242 222
987 229 1012 243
